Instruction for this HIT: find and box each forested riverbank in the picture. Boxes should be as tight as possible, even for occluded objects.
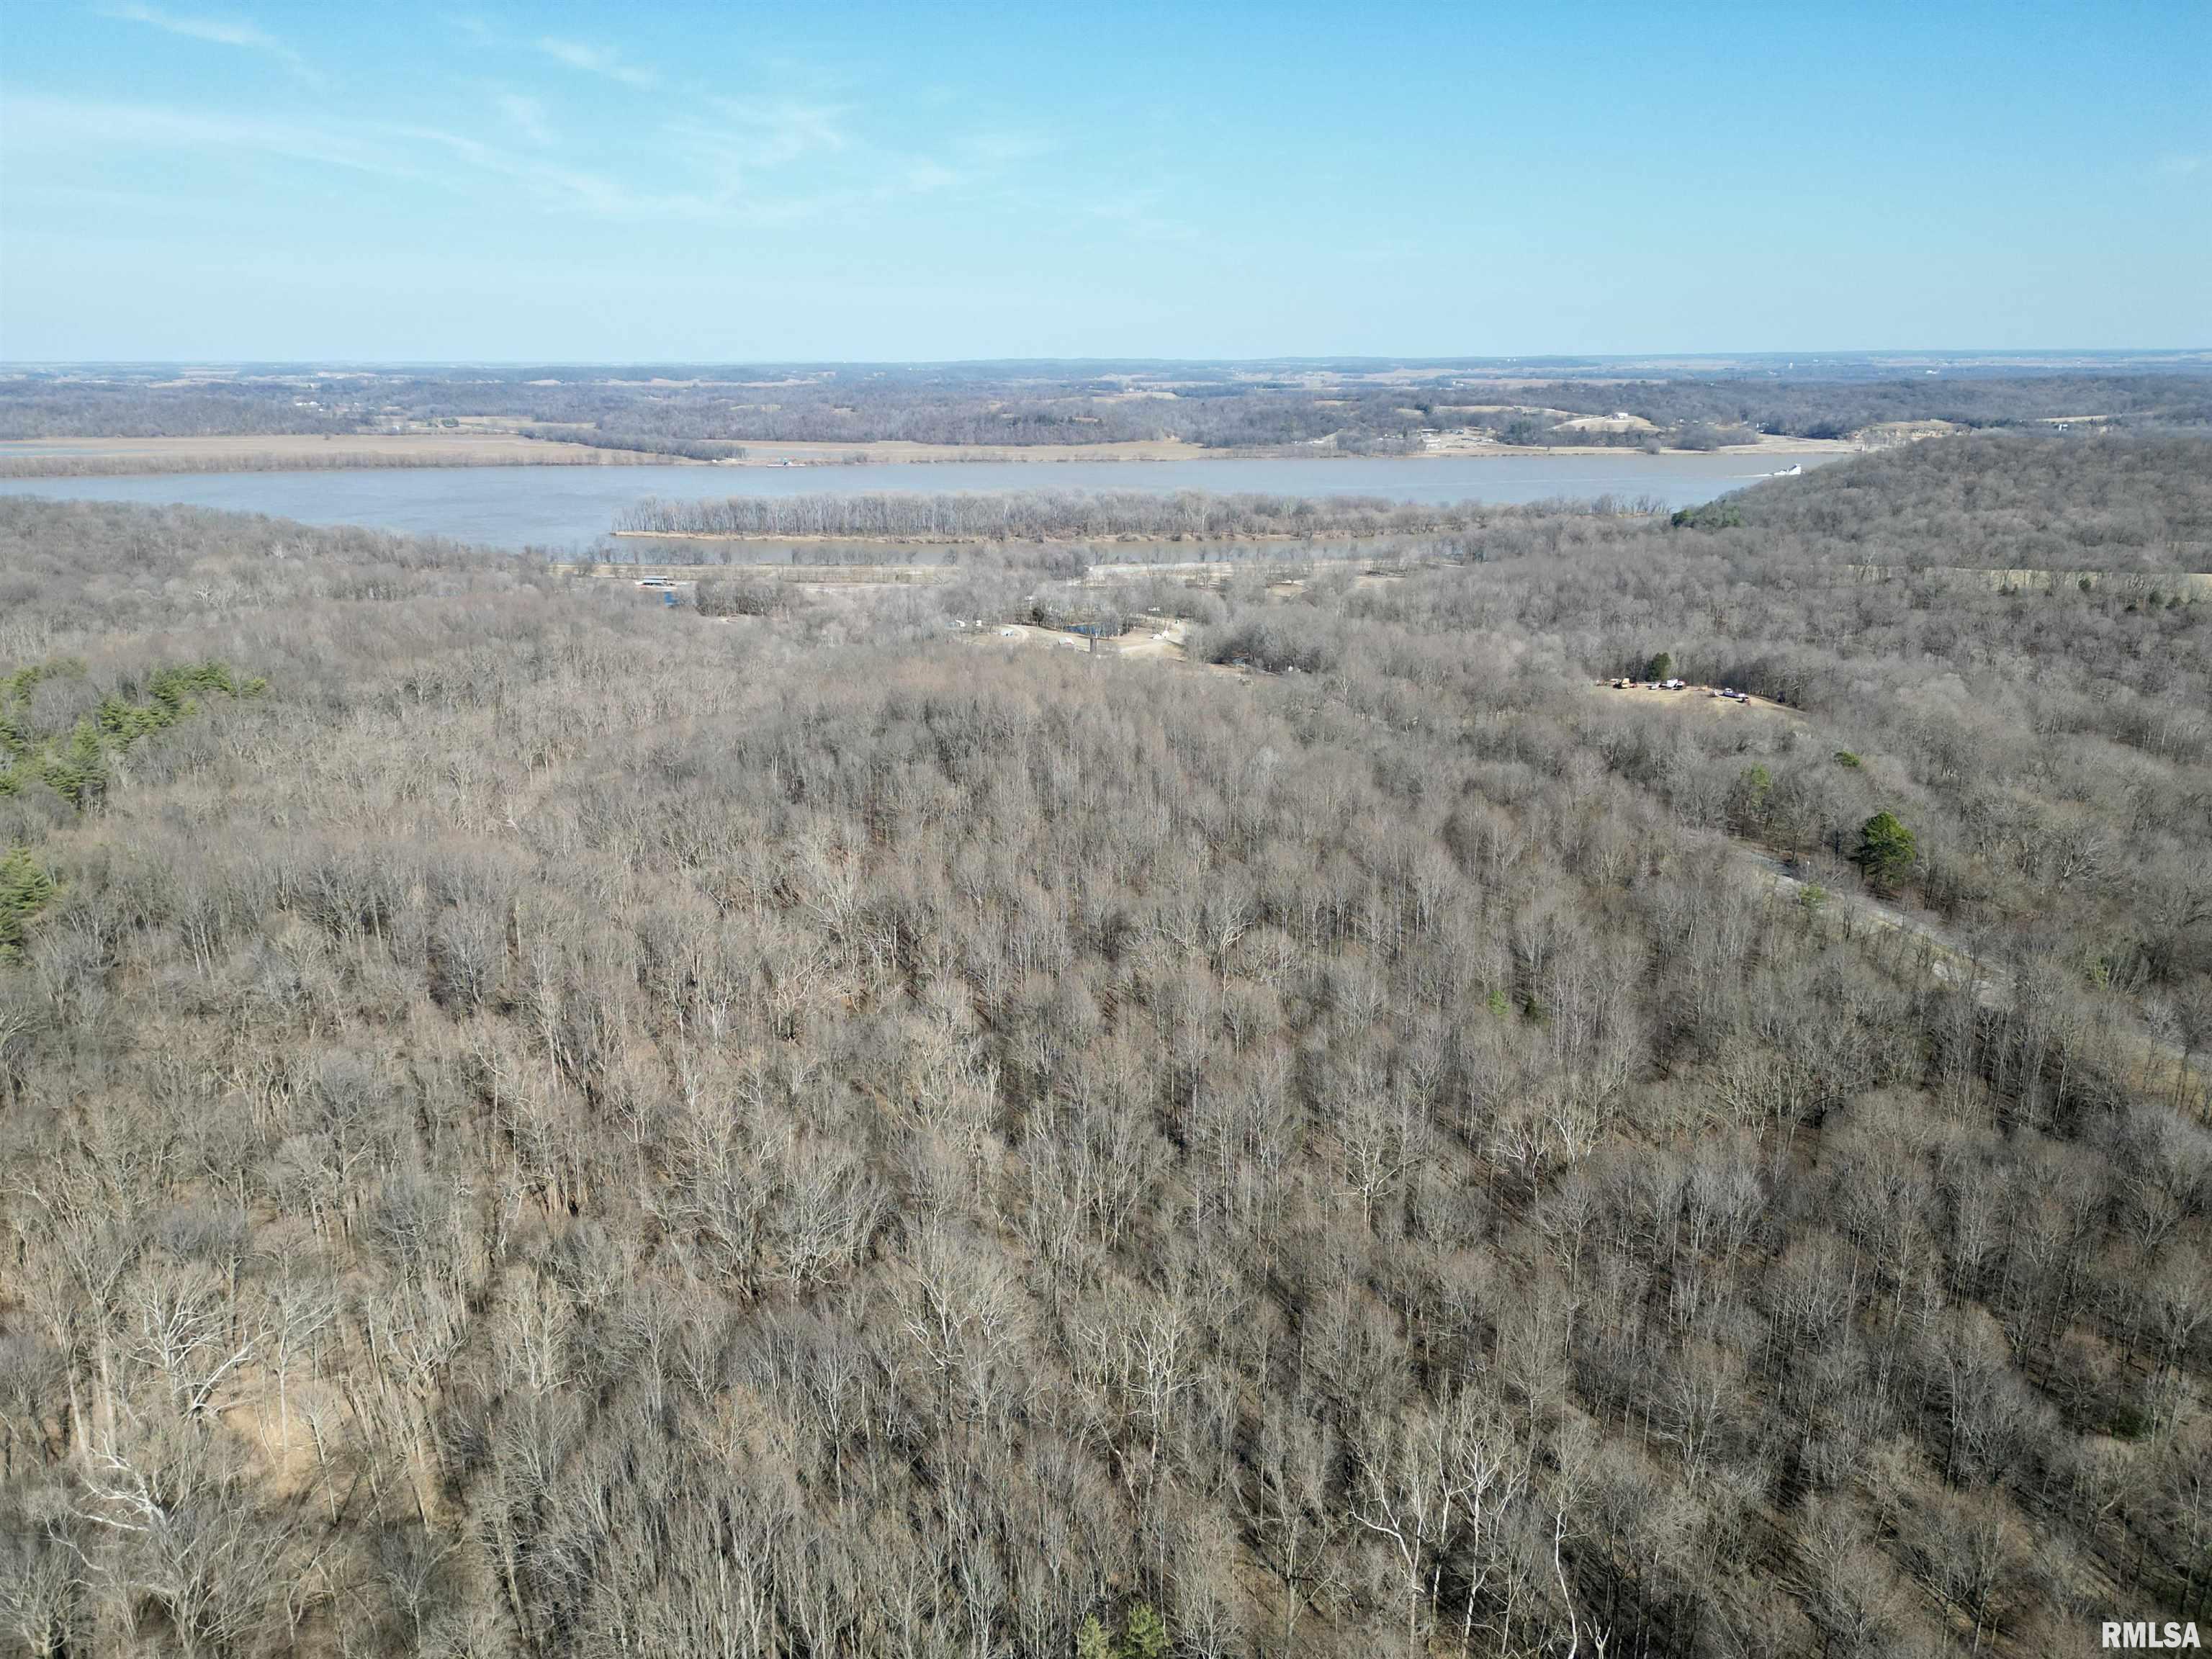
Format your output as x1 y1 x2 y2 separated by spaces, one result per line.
612 490 1531 541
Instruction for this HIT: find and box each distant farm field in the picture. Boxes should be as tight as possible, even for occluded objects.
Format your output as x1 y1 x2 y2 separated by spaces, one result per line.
0 431 671 477
0 432 1225 478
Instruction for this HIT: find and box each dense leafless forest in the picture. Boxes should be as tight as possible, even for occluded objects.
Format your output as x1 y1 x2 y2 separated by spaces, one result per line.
6 361 2208 457
1 430 2209 1658
1701 434 2212 570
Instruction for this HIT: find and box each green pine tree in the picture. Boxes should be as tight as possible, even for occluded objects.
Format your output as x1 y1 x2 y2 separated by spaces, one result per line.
1853 810 1916 892
1120 1602 1169 1659
42 719 109 811
0 846 56 958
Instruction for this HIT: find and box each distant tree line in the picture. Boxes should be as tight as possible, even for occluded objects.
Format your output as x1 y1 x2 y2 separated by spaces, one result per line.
518 426 752 462
615 489 1504 540
0 381 362 439
12 364 2203 449
1429 373 2212 440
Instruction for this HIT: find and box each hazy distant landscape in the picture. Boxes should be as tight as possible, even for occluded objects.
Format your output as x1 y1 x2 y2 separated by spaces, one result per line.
5 354 2207 478
6 354 2204 556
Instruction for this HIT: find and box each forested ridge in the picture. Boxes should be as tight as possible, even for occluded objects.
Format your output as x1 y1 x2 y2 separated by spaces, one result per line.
2 433 2211 1658
6 365 2207 455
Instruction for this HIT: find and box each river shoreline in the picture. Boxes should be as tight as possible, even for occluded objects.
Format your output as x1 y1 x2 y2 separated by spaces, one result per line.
0 431 1860 480
0 449 1843 549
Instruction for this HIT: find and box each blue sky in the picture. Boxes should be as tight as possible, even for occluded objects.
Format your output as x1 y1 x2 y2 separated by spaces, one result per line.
1 1 2206 360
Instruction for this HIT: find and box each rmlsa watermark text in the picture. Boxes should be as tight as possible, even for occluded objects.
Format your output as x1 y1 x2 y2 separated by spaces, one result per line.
2105 1622 2202 1650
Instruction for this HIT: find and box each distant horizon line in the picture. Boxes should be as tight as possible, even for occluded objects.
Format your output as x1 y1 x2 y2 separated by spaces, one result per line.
5 348 2209 373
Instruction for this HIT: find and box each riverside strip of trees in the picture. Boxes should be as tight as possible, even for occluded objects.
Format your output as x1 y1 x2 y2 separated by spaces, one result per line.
1 428 2209 1658
615 490 1505 541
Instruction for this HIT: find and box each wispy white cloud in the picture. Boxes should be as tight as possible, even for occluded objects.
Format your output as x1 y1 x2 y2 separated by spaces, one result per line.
1079 187 1199 243
900 158 961 194
78 13 1074 233
536 37 656 89
4 94 410 177
4 93 837 226
102 4 319 82
715 99 850 163
4 45 1077 235
955 131 1053 166
496 92 554 147
663 99 853 188
2159 153 2204 177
